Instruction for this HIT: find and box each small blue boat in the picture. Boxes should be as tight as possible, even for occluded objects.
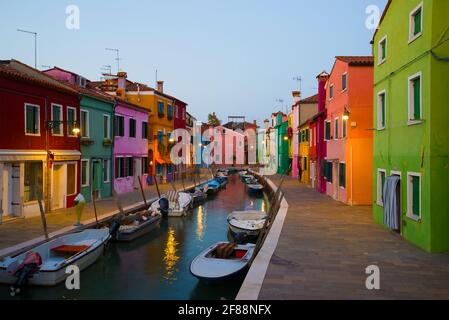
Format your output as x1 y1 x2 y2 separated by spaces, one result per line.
201 179 220 195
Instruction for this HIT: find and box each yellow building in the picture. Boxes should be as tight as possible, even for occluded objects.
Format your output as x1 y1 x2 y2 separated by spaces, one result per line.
298 121 310 184
95 74 175 183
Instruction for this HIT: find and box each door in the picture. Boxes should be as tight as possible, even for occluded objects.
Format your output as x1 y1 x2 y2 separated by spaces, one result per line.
52 164 64 210
332 162 339 200
11 164 22 217
134 157 142 188
92 161 102 199
310 161 316 188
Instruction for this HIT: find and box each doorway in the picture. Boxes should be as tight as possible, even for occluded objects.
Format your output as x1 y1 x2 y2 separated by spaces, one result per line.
332 161 339 200
92 160 102 199
52 164 65 210
391 172 402 234
134 157 142 189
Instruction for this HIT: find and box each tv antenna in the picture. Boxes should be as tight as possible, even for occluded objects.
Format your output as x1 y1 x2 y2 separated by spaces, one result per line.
293 76 302 91
105 48 120 73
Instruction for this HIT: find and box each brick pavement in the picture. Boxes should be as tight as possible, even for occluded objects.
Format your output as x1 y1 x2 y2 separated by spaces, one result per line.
258 176 449 300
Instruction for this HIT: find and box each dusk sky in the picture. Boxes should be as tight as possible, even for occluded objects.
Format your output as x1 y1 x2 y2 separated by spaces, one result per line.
1 0 387 124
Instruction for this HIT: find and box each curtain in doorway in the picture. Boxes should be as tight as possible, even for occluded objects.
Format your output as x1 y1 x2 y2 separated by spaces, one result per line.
383 175 401 231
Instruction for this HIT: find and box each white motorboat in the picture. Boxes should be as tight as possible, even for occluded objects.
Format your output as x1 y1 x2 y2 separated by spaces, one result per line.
150 191 193 217
0 229 110 287
114 212 161 242
227 210 268 237
247 183 264 194
190 242 256 283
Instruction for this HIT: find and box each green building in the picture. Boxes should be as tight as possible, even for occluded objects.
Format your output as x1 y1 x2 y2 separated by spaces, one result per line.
272 112 290 174
372 0 449 252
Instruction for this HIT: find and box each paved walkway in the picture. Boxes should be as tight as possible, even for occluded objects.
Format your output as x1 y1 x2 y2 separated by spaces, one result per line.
0 173 210 252
258 176 449 300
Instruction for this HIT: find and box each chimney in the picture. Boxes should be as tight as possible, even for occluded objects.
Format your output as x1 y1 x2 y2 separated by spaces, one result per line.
316 71 329 113
292 90 301 104
253 120 257 126
116 71 127 98
264 119 269 130
157 80 164 93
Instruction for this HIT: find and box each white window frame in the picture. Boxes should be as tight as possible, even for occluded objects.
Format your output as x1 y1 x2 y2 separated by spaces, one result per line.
80 109 90 138
334 117 339 140
324 120 331 141
341 73 347 92
408 72 423 125
81 159 90 187
329 84 334 100
377 168 387 206
407 172 422 221
377 90 387 130
378 35 387 65
129 117 136 138
51 103 63 136
24 103 41 136
66 161 78 197
67 106 77 137
339 161 346 189
103 114 111 139
115 115 125 137
409 2 423 44
103 159 110 183
115 156 125 180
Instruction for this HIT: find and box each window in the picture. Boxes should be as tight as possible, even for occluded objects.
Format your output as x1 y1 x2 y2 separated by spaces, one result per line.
103 114 111 139
114 115 125 137
342 73 347 91
408 73 422 123
158 101 164 115
409 3 423 42
51 104 63 135
81 159 89 187
167 104 173 118
142 157 148 174
339 163 346 188
303 157 307 171
342 119 347 138
325 121 331 140
115 157 125 179
126 157 134 177
377 169 386 206
67 107 77 137
377 90 387 129
174 106 178 118
158 130 164 143
182 109 186 120
325 161 333 181
407 172 421 220
25 104 40 135
334 118 339 140
80 110 89 138
305 129 309 142
24 162 43 202
129 118 136 138
329 85 334 99
142 122 148 139
66 163 76 196
378 36 387 64
103 159 110 183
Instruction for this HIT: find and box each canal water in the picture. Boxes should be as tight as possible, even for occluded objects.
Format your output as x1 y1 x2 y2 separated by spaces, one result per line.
1 173 268 300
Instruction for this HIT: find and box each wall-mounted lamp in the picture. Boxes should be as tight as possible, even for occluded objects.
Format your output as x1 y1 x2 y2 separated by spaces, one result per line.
343 108 350 121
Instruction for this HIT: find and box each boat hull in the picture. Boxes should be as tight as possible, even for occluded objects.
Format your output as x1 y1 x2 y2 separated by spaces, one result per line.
116 215 161 242
0 237 108 287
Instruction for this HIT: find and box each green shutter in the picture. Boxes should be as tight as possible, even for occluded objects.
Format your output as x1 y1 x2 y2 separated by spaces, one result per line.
325 122 331 140
325 161 332 181
306 129 309 141
342 120 347 137
335 120 339 139
381 172 386 198
381 94 386 127
413 77 421 120
342 74 347 90
414 9 422 35
381 41 386 60
412 176 420 216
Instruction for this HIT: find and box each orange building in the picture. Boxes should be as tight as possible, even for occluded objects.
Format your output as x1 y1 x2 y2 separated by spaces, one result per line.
323 56 374 205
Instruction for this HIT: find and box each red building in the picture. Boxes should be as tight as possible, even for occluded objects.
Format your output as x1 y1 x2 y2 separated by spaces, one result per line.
172 99 188 179
0 60 81 218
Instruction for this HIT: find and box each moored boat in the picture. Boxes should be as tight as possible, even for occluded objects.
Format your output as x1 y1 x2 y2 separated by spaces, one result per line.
227 210 268 237
247 183 264 194
190 188 207 205
150 191 193 217
190 242 256 283
0 229 111 288
111 212 162 242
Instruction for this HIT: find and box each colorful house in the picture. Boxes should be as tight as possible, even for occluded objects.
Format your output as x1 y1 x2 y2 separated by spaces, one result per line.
113 98 149 194
43 67 115 202
309 114 319 189
272 112 289 174
324 56 374 205
316 71 329 194
290 91 301 179
0 60 81 218
173 98 188 179
372 0 449 252
298 121 310 184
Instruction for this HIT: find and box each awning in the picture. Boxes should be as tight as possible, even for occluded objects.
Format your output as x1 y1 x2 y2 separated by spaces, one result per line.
52 150 81 161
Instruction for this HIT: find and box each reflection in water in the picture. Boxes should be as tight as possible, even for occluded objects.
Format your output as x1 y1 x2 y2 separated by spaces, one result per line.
163 227 180 282
261 198 266 213
196 206 206 241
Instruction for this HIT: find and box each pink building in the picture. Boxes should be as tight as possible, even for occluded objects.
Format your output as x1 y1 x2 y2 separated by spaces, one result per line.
113 98 149 194
291 91 301 178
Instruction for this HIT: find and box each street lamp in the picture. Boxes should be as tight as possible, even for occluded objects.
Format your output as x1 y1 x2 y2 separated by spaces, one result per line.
343 107 350 121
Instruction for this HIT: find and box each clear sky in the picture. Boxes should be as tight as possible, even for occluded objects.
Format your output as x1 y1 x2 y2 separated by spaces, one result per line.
0 0 387 125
